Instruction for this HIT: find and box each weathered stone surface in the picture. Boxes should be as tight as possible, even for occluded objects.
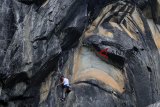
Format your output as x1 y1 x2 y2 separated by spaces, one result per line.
0 0 160 107
148 102 160 107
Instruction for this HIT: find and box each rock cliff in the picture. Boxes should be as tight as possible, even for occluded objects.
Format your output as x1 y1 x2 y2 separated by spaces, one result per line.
0 0 160 107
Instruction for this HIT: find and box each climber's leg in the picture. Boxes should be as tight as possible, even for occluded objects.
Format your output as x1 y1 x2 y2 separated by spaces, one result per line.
62 88 66 99
61 84 70 101
61 85 66 101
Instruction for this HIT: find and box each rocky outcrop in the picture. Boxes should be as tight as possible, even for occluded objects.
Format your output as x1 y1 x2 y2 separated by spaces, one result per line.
0 0 160 107
148 102 160 107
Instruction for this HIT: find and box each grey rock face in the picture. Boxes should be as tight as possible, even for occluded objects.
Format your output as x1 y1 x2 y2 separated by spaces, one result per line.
148 102 160 107
0 0 160 107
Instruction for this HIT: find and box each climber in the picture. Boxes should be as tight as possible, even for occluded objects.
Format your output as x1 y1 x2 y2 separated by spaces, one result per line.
59 76 71 101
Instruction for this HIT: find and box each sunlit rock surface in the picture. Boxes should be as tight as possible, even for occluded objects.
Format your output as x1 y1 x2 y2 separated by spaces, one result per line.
0 0 160 107
148 102 160 107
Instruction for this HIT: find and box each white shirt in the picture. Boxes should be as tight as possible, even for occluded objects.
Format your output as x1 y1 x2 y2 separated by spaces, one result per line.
63 78 69 86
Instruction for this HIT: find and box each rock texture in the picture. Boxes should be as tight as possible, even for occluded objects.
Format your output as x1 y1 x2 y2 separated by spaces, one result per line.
148 102 160 107
0 0 160 107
